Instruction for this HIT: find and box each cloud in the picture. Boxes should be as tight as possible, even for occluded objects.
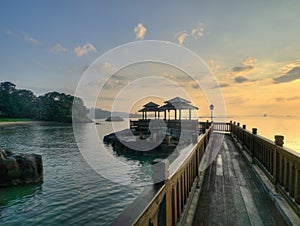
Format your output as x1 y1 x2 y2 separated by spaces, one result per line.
104 75 128 89
273 65 300 84
99 62 115 73
86 61 116 74
74 43 97 57
5 31 40 45
191 28 204 38
234 76 249 83
176 31 188 45
276 96 300 103
242 57 257 66
227 96 250 105
218 83 230 88
23 33 39 45
50 43 67 53
231 57 256 79
232 65 254 73
134 23 147 40
176 25 204 45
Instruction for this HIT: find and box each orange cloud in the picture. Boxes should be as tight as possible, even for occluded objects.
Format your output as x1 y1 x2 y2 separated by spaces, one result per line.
242 57 257 66
176 31 188 45
274 62 300 84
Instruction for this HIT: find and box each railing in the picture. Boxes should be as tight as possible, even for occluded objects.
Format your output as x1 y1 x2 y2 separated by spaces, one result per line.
215 121 300 216
130 119 200 136
112 121 299 225
111 126 213 226
212 122 231 132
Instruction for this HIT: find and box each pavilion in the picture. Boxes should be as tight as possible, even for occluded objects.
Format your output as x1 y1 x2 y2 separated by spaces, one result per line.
159 97 198 120
132 97 199 132
138 101 160 120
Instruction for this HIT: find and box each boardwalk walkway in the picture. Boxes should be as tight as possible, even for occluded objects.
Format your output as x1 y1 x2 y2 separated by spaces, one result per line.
192 133 288 226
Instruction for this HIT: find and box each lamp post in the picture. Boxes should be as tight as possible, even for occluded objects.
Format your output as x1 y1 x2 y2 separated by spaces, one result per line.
209 104 214 122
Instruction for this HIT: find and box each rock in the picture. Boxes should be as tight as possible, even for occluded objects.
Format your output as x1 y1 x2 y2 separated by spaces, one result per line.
0 147 43 187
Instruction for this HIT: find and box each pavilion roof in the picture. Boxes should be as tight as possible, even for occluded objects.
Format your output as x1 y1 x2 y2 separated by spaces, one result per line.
164 97 191 104
159 102 198 111
138 101 160 112
143 101 159 107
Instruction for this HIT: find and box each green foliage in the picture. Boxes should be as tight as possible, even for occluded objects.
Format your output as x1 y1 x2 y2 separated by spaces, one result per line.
0 81 89 123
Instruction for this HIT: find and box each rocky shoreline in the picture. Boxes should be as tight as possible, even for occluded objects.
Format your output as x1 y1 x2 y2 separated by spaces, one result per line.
0 147 44 187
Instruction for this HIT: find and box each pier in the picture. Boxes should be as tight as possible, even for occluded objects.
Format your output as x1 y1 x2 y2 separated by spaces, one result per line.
111 121 300 226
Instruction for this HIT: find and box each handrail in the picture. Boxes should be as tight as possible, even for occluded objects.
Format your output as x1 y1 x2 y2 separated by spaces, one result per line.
111 125 213 226
214 121 300 216
112 121 299 225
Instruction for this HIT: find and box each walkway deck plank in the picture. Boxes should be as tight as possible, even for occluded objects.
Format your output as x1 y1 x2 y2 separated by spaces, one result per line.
192 134 288 226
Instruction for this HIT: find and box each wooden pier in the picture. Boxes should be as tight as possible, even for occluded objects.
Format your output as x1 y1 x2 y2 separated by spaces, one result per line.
111 122 300 226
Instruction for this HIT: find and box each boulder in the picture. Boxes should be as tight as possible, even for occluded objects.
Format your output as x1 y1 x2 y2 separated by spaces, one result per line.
0 148 43 187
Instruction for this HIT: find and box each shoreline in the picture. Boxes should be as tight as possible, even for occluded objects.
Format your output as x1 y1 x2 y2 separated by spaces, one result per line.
0 121 61 127
0 120 92 127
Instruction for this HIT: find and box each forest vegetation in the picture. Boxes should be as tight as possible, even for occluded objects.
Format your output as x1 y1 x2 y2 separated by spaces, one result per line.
0 81 90 123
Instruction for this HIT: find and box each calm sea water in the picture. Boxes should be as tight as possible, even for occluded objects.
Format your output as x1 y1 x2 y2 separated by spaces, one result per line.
0 116 299 225
228 116 300 153
0 120 153 226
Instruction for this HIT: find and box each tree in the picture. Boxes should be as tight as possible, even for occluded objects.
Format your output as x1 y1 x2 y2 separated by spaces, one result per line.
0 81 90 123
35 92 89 123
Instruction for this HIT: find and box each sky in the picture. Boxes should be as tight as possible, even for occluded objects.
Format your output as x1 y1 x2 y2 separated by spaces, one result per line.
1 0 300 117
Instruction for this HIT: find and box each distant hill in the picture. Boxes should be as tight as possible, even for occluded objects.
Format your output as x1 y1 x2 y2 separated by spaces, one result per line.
89 108 140 119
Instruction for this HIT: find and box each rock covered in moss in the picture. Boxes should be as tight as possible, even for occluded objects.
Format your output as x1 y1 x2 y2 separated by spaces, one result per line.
0 148 43 187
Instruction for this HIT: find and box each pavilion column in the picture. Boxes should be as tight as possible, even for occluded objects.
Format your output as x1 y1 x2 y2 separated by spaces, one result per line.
145 112 147 120
168 110 170 120
142 112 144 120
164 110 166 120
174 109 177 120
189 109 191 120
158 111 160 119
155 111 157 119
179 109 181 120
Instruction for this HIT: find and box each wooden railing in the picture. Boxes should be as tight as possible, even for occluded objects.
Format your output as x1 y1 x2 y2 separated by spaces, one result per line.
215 121 300 216
130 119 199 131
111 126 213 226
112 121 299 225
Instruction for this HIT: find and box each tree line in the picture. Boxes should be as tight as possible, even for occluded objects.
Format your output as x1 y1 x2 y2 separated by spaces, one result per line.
0 81 90 123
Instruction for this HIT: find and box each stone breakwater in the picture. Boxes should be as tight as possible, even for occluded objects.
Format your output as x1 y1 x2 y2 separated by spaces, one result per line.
0 147 43 187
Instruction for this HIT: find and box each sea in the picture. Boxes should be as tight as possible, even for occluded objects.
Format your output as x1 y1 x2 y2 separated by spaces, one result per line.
0 116 299 225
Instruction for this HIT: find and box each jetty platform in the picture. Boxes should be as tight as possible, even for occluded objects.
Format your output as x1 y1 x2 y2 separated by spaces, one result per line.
192 133 287 226
111 122 300 226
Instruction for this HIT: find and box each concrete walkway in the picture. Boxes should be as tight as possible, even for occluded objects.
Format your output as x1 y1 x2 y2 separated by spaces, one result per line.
192 133 288 226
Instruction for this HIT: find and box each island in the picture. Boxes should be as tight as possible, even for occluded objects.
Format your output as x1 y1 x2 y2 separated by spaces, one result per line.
105 116 124 122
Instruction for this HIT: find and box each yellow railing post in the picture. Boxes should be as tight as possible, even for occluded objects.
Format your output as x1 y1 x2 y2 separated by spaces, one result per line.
165 179 172 226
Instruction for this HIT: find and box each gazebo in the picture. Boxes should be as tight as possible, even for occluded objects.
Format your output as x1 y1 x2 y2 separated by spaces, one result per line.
138 102 160 120
159 97 198 120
